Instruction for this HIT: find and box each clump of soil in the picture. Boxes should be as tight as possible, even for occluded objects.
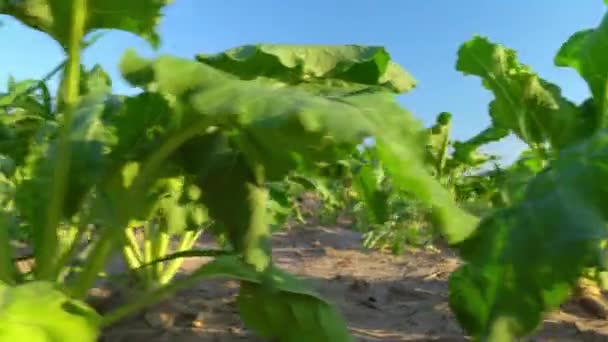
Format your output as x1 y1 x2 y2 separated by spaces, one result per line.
98 225 608 341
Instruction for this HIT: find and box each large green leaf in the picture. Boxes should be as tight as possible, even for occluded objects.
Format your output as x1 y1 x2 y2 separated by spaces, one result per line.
104 92 171 161
196 44 416 94
449 129 608 339
237 267 353 342
555 11 608 129
0 281 101 341
457 36 580 149
0 0 170 48
120 50 476 244
193 149 272 270
120 50 374 180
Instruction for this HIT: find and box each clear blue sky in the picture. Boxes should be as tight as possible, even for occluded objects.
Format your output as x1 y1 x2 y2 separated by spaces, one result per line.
1 0 605 163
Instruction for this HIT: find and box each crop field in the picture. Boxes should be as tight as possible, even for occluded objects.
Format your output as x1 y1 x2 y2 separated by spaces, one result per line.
3 1 608 341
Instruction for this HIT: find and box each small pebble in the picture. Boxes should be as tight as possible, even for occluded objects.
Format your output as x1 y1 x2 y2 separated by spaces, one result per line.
192 312 205 328
144 311 175 329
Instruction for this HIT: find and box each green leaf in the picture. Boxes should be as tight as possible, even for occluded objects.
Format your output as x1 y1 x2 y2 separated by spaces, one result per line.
0 281 101 341
0 78 52 119
351 162 389 224
152 177 209 234
196 44 416 94
457 36 579 149
370 111 478 244
555 12 608 129
0 113 48 166
0 76 56 166
0 155 15 178
266 181 297 229
120 50 373 180
0 0 170 48
104 92 172 160
452 126 509 166
121 50 475 244
193 150 273 270
449 130 608 339
237 267 353 342
495 150 546 206
15 94 111 277
425 112 452 178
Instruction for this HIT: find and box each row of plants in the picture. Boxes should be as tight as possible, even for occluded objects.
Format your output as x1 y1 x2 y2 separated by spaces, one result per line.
5 0 608 340
266 111 502 254
0 1 474 341
263 0 608 340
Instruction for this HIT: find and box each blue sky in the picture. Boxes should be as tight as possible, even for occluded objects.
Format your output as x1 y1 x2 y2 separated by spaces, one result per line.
1 1 606 164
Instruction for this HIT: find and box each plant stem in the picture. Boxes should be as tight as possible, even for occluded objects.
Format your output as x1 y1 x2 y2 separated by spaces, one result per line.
241 181 271 272
121 227 152 283
101 256 259 327
36 0 87 280
159 230 201 285
53 223 87 282
69 228 117 299
142 223 154 286
124 228 143 262
0 213 15 285
100 269 205 327
151 226 170 283
122 244 141 270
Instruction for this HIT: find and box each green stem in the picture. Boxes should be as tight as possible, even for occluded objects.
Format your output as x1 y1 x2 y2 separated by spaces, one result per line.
121 245 146 284
241 181 272 272
101 271 203 326
121 227 150 284
101 256 258 327
54 224 87 282
159 230 201 285
69 228 117 299
0 213 15 285
151 226 170 282
124 228 143 262
142 223 154 286
122 247 141 270
115 124 213 287
435 122 451 181
36 0 87 280
58 225 79 255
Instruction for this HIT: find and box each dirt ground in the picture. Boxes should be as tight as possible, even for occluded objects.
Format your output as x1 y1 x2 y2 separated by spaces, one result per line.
98 225 608 341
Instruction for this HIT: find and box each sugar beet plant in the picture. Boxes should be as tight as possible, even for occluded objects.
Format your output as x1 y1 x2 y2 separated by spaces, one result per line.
347 113 500 254
447 1 608 340
0 1 476 341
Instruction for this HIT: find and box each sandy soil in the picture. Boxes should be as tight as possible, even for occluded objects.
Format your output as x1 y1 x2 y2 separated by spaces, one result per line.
97 225 608 341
